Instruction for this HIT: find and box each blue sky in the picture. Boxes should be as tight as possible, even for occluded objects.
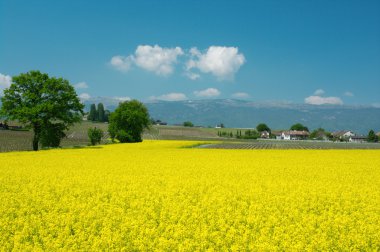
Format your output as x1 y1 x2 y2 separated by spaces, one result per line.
1 0 379 106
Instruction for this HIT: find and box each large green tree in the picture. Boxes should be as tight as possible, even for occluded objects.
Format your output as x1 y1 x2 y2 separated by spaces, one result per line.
0 71 84 150
108 100 150 143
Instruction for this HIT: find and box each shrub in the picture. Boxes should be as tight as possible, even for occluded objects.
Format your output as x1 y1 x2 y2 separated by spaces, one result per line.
88 127 104 146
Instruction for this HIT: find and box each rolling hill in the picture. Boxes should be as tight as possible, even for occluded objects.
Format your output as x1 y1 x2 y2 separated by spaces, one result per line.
84 98 380 134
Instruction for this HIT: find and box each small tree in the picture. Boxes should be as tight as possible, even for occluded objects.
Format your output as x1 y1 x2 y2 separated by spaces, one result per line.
367 130 379 142
98 103 105 122
256 123 270 133
290 123 309 132
183 121 194 127
88 127 104 145
108 100 150 143
0 71 83 150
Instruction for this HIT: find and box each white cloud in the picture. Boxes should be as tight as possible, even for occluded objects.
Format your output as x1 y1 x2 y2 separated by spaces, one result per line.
0 73 12 89
314 89 325 95
114 96 131 101
110 55 133 72
79 93 91 100
186 46 245 80
372 103 380 108
133 45 184 76
344 91 354 97
304 95 343 105
110 45 184 76
193 88 221 97
150 92 187 101
232 92 250 99
74 82 88 89
185 72 200 80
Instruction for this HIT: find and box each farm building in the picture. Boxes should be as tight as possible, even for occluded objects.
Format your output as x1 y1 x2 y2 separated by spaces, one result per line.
349 136 367 143
260 131 270 139
332 130 355 140
271 131 283 140
281 130 310 140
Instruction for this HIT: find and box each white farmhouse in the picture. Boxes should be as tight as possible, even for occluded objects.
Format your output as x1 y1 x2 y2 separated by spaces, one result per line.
281 130 309 140
332 130 355 140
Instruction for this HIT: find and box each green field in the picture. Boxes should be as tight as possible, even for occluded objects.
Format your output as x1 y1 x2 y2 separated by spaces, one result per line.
1 123 379 152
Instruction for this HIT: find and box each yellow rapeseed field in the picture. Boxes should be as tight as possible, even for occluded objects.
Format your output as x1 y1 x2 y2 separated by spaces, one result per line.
0 140 379 250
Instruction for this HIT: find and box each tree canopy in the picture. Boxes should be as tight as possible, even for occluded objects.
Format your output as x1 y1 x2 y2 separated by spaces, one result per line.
0 70 84 150
97 103 105 122
108 100 150 143
183 121 194 127
87 103 108 122
290 123 309 132
88 104 98 121
256 123 270 132
367 130 379 142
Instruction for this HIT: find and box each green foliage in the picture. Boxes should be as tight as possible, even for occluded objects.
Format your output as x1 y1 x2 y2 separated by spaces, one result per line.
309 128 329 140
87 103 108 122
40 122 66 148
0 70 84 150
87 127 104 145
290 123 309 132
88 104 97 121
367 130 379 142
116 129 134 143
108 100 150 143
256 123 270 133
183 121 194 127
104 110 110 122
97 103 105 122
243 129 260 139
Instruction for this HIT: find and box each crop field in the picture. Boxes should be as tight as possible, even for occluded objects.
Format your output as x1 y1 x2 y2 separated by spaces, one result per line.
0 140 379 250
3 123 378 152
0 124 221 152
202 140 380 149
143 126 219 140
0 122 110 152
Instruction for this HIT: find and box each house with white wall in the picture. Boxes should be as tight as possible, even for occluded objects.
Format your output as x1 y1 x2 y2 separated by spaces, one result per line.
332 130 355 140
281 130 309 140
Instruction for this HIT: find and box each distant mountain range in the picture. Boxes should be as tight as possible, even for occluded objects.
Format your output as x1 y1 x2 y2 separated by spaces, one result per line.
83 97 380 134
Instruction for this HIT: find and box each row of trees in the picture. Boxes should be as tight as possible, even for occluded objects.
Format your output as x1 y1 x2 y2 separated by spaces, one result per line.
0 71 151 150
88 103 110 122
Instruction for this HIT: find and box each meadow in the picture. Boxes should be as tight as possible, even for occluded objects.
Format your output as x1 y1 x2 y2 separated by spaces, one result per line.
0 140 379 250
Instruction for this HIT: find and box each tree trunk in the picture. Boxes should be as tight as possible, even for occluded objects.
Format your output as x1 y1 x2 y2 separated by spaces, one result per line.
32 125 41 151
